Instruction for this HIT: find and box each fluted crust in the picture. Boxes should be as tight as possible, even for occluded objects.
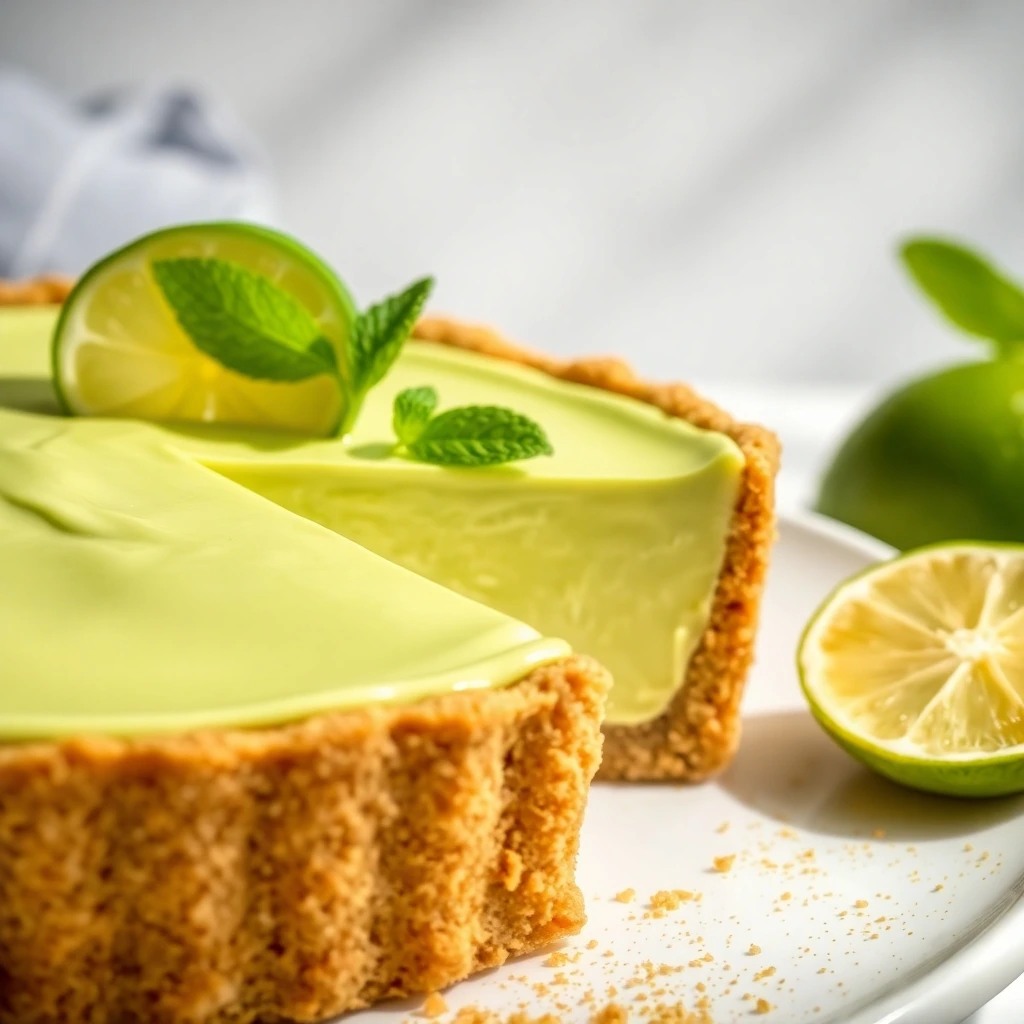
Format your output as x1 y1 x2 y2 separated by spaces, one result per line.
0 656 608 1024
413 317 779 782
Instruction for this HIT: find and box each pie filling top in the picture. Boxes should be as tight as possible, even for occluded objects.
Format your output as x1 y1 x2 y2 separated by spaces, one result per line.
0 309 742 739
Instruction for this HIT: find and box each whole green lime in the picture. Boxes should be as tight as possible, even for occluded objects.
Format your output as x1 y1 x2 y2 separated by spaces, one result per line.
817 359 1024 549
819 236 1024 550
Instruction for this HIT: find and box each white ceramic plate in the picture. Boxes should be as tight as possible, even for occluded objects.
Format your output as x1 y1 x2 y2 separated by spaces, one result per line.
352 513 1024 1024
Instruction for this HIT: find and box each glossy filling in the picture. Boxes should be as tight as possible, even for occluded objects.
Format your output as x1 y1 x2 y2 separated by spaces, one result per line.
0 309 742 737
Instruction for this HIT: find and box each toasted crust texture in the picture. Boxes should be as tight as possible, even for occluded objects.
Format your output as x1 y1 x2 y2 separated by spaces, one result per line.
0 656 608 1024
412 317 780 782
0 275 74 306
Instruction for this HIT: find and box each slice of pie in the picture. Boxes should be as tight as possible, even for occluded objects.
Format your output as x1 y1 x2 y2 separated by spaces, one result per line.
0 285 777 1024
0 399 607 1024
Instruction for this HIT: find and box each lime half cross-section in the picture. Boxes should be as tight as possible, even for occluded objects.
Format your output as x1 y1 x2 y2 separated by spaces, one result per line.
52 222 356 435
799 543 1024 796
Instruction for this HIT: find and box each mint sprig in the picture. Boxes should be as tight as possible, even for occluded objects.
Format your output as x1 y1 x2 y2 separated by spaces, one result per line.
340 277 434 434
152 255 552 465
393 385 438 444
393 388 554 467
152 258 339 381
151 255 433 437
350 278 434 394
901 238 1024 357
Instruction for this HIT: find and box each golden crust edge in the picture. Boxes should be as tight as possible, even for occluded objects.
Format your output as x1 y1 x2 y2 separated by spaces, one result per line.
0 275 74 307
412 316 780 782
0 655 608 1024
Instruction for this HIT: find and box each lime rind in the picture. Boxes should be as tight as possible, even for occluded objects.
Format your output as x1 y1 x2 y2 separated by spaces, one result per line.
798 541 1024 797
52 222 357 436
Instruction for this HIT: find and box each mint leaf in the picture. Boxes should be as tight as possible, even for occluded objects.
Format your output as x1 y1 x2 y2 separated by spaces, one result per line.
393 386 438 445
901 239 1024 351
152 257 338 382
349 277 434 394
406 404 553 467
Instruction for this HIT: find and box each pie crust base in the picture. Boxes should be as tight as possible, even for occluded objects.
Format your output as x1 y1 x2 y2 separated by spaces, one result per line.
0 656 607 1024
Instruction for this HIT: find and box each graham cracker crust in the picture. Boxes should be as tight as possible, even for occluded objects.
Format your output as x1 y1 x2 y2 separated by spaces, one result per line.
0 656 607 1024
0 275 73 306
412 317 780 783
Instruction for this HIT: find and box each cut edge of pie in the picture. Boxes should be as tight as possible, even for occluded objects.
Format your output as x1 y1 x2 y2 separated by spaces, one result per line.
412 316 780 783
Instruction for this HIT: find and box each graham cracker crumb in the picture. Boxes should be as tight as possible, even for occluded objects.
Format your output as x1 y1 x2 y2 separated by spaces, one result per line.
423 992 448 1018
712 855 736 873
615 888 637 904
590 1005 628 1024
652 889 696 910
499 848 525 891
454 1009 497 1024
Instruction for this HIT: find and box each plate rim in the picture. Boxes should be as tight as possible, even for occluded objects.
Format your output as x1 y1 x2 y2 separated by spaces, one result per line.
780 511 1024 1024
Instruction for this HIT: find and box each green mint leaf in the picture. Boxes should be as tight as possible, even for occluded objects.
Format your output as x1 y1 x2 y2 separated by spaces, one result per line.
393 386 438 445
406 404 554 467
349 277 434 395
152 257 338 382
901 238 1024 351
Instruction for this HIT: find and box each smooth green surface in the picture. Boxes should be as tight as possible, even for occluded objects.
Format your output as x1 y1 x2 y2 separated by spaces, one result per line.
0 308 742 735
817 360 1024 549
0 404 567 739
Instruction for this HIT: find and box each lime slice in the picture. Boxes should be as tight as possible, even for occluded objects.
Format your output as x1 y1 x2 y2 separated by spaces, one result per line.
53 222 356 435
798 543 1024 796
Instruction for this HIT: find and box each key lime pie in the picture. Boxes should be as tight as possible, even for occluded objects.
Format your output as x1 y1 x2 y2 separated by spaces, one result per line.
0 224 777 1023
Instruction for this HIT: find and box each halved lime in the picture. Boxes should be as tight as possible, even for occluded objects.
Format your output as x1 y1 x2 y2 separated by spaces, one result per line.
798 544 1024 796
52 222 356 435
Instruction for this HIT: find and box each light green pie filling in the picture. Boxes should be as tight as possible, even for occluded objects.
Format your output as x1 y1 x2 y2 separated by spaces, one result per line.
0 308 743 739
